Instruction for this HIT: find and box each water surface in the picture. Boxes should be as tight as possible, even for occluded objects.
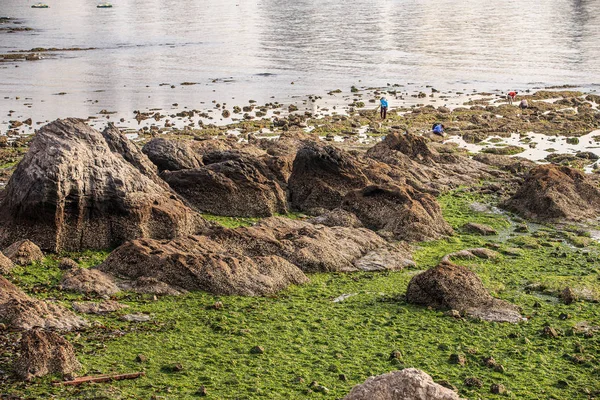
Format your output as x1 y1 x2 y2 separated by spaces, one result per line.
1 0 599 126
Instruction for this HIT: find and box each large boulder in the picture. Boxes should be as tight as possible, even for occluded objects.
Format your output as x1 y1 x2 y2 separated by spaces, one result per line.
288 144 372 211
209 217 412 273
367 132 497 193
342 184 453 242
98 217 413 296
142 137 203 172
162 155 287 217
0 275 87 330
97 235 309 296
343 368 463 400
15 330 81 381
406 261 521 323
503 164 600 221
2 240 44 266
0 118 204 252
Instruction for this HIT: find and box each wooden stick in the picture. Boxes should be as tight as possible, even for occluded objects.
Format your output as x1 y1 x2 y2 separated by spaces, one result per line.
53 372 145 386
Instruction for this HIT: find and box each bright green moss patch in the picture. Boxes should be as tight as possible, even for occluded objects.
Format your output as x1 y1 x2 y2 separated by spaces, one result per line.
2 192 599 399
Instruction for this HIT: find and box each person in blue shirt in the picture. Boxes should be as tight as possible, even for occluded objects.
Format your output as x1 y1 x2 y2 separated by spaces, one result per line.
380 97 388 119
432 123 445 136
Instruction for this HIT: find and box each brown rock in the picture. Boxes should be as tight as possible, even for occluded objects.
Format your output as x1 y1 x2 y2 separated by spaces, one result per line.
2 240 44 266
342 184 453 242
504 164 600 221
60 268 120 296
561 287 577 305
490 383 507 394
464 377 483 388
142 138 203 172
72 300 127 314
0 252 14 274
58 258 79 270
15 330 81 381
162 155 287 217
0 118 204 252
308 208 364 228
406 261 522 323
463 222 497 236
98 233 308 296
342 368 463 400
0 275 87 330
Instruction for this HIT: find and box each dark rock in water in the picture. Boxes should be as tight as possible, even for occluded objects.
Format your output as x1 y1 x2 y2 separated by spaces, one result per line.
463 222 497 236
142 137 203 172
342 184 453 242
503 164 600 221
406 261 521 323
162 155 287 218
60 268 120 296
0 118 204 252
0 252 14 274
0 275 87 330
308 208 363 228
97 233 309 296
342 368 463 400
2 240 44 266
15 330 81 381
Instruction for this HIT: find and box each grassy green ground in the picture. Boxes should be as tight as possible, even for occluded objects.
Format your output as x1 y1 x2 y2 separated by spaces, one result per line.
1 192 599 399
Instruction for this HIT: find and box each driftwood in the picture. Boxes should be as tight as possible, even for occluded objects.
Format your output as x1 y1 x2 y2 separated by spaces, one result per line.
52 372 145 386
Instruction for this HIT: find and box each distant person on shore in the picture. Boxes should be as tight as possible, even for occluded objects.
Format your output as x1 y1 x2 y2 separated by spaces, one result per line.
507 91 518 105
519 99 529 109
432 123 445 136
380 97 388 119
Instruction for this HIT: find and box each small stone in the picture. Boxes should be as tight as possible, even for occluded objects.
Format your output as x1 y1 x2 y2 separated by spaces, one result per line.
58 258 79 270
491 383 507 394
135 354 148 363
339 373 348 381
211 301 224 310
120 313 151 322
172 363 183 372
314 385 329 393
482 356 498 368
543 326 559 338
250 346 265 354
196 385 207 396
559 313 571 320
464 222 497 236
445 309 461 318
494 364 506 373
389 350 402 360
464 377 483 388
561 287 577 305
293 376 305 383
449 353 466 366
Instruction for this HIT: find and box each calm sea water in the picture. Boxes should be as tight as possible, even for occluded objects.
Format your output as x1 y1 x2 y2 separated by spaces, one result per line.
1 0 599 125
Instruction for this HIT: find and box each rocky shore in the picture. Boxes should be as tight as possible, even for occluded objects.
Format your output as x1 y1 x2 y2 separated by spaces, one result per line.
1 88 599 399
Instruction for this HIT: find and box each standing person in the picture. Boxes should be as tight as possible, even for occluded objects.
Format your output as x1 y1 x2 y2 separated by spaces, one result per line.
507 91 518 105
380 97 388 119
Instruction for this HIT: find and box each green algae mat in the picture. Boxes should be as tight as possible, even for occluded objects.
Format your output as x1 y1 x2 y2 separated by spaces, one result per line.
1 192 599 399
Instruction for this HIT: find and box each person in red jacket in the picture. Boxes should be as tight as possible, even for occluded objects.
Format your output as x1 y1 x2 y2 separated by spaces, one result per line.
507 91 518 105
